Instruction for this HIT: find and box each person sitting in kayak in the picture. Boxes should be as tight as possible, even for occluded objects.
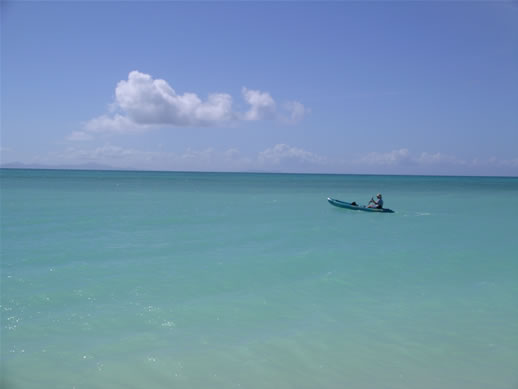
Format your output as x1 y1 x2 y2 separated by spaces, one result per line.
368 193 383 209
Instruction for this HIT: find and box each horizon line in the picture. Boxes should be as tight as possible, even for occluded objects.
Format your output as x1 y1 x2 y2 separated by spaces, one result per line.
1 165 517 179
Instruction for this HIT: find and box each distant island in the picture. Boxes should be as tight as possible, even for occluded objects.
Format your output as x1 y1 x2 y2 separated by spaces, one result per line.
0 163 287 174
0 162 131 171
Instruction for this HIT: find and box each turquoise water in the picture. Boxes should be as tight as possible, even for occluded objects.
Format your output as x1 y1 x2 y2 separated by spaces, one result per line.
1 169 517 389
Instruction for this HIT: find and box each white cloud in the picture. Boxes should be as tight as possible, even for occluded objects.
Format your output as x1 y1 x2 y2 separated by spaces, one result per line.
476 156 518 168
114 71 235 127
356 149 468 169
74 71 307 139
258 144 326 170
50 143 323 172
283 101 309 124
242 87 276 120
350 149 518 175
354 149 473 172
60 145 151 161
416 151 466 166
83 113 149 134
358 148 412 166
67 131 94 141
53 145 250 171
21 144 518 176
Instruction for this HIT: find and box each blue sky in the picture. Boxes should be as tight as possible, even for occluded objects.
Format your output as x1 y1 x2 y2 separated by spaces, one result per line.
1 1 517 175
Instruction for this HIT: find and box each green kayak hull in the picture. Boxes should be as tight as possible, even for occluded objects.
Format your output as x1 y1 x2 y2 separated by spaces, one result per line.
328 197 394 213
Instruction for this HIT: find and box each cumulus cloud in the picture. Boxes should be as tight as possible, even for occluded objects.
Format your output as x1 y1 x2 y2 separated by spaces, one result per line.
83 113 149 134
114 71 235 127
283 101 309 124
74 71 307 139
242 87 276 120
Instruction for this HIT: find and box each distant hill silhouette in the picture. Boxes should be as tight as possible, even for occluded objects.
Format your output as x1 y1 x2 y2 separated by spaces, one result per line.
0 162 133 171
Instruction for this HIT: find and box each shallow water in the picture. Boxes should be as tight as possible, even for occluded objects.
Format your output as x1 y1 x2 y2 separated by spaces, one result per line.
1 169 517 388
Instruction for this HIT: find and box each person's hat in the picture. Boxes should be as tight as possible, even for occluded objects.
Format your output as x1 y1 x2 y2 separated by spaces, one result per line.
377 193 382 198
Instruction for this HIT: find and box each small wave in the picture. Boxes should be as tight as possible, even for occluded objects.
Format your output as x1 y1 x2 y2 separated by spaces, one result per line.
415 212 431 217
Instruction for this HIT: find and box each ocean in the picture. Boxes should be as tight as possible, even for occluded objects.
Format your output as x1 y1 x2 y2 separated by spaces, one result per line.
1 169 517 389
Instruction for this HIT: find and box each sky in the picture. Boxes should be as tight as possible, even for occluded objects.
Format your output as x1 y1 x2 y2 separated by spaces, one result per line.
1 1 517 176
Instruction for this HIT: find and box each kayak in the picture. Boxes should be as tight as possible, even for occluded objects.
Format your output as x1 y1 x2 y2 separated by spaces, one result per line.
327 197 394 213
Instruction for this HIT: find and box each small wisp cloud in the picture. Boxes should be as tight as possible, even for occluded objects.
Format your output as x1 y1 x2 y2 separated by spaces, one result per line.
27 144 518 176
258 144 326 166
71 71 307 139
